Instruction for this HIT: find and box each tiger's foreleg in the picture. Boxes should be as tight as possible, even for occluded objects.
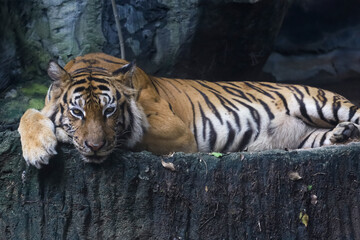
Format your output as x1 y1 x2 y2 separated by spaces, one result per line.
18 108 58 168
18 90 70 168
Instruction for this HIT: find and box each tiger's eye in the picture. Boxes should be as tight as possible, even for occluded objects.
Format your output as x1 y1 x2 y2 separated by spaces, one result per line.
104 107 116 117
71 109 84 118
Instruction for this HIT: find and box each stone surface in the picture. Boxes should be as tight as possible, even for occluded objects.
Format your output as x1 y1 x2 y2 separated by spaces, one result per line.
1 130 360 239
263 0 360 85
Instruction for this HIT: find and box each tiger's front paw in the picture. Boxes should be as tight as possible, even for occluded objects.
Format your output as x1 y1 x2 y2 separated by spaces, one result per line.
330 122 360 143
18 109 58 168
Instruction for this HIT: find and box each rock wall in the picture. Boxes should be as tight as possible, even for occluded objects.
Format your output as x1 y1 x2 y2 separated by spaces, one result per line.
0 0 290 92
1 130 360 239
103 0 290 80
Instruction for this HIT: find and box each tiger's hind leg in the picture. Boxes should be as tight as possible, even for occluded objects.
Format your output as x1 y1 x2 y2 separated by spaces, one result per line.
298 122 360 149
330 122 360 143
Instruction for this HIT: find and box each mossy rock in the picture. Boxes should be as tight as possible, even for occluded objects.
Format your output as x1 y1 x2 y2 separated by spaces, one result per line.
28 98 45 110
20 82 48 97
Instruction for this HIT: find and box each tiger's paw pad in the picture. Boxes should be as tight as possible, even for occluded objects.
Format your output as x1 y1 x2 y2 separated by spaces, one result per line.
330 122 360 143
18 109 58 168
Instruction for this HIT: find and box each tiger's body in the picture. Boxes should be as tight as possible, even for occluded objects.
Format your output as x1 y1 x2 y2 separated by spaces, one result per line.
18 53 360 168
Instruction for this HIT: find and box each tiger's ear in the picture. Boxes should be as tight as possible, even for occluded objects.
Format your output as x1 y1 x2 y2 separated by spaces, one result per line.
47 61 71 88
112 60 136 88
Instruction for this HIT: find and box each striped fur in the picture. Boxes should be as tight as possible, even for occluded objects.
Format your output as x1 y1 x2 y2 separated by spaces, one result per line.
18 53 360 167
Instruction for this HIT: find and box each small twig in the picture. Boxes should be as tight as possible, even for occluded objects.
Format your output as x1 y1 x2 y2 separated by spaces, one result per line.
111 0 126 59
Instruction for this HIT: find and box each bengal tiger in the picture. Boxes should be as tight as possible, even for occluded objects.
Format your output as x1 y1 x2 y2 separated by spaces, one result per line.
18 53 360 168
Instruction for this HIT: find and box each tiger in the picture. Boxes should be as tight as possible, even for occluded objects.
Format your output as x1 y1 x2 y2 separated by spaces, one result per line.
18 53 360 168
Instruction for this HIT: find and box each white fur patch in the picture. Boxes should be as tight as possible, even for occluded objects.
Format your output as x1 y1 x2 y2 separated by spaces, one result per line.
126 99 149 147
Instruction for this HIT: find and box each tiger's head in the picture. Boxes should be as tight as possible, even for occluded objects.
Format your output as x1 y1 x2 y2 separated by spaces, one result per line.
47 58 148 163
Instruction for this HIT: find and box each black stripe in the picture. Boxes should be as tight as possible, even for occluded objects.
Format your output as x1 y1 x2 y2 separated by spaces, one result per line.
194 88 223 125
198 103 217 150
348 106 358 121
113 63 133 75
215 93 239 111
90 77 109 84
196 81 221 94
171 78 185 85
150 78 160 95
247 93 258 102
185 93 198 145
152 78 173 99
355 118 359 124
72 68 88 75
332 96 341 123
71 79 87 86
220 84 251 102
50 108 58 123
73 86 85 93
258 99 275 120
162 78 182 93
272 91 290 115
292 86 305 98
198 103 208 139
168 103 174 113
232 99 260 139
98 85 110 91
298 130 317 148
116 90 121 100
320 130 331 146
304 86 311 95
208 121 217 151
294 94 313 124
258 83 281 90
212 93 240 129
311 135 317 148
221 121 236 152
313 97 336 126
244 82 275 100
72 73 90 78
62 92 68 104
237 122 253 151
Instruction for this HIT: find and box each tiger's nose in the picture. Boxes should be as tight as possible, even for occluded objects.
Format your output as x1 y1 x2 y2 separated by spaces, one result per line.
85 140 105 152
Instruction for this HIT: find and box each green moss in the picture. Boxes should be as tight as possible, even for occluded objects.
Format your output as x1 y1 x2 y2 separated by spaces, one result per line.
28 98 44 110
20 83 48 96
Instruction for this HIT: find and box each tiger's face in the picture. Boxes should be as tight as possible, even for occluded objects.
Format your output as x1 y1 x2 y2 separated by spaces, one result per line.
48 60 145 163
61 80 122 163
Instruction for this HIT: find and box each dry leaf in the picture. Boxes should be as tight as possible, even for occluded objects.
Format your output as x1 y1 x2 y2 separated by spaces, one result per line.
299 211 309 227
289 171 302 181
161 159 176 171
